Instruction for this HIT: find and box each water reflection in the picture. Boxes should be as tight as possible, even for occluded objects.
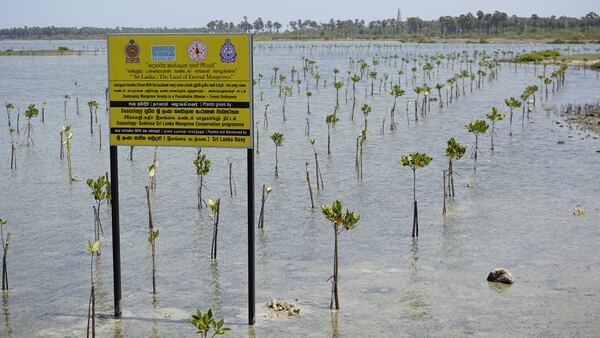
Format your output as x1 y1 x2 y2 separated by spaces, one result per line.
150 298 159 338
112 317 123 338
330 310 340 338
2 292 12 337
210 261 222 314
400 239 431 321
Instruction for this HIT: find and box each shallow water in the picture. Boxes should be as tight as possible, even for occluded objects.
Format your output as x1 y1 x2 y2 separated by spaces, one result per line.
0 40 599 337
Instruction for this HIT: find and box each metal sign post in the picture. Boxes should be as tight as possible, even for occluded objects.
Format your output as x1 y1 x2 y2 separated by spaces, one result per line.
107 33 254 324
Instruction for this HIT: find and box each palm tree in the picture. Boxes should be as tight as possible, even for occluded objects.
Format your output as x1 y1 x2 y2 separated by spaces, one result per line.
486 107 506 151
389 85 405 130
445 138 466 198
321 200 360 310
465 119 489 169
504 97 521 136
194 153 211 209
325 110 340 155
270 132 284 176
400 153 432 237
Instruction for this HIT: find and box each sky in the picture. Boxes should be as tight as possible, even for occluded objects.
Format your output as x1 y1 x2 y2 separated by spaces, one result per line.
0 0 597 29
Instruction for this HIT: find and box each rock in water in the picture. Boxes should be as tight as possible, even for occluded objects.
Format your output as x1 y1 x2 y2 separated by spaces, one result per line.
487 268 514 284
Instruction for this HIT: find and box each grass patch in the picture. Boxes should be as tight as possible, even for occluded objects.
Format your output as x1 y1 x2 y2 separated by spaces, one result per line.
513 49 561 62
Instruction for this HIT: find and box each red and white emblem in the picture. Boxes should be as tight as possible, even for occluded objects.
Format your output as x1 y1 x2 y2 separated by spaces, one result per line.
187 40 207 62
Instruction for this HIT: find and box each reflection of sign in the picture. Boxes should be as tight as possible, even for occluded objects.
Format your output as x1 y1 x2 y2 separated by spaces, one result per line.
125 39 139 63
220 39 237 63
108 34 252 148
187 40 207 62
152 45 176 61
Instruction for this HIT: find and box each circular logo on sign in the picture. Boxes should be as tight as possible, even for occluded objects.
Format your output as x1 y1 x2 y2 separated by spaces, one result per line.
125 39 139 58
219 39 237 63
187 40 207 62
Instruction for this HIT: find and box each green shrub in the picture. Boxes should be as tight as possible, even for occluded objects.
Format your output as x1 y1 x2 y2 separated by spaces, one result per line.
58 46 69 52
591 61 600 71
513 49 560 62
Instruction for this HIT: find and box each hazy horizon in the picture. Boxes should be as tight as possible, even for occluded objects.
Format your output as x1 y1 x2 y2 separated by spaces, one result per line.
1 0 597 29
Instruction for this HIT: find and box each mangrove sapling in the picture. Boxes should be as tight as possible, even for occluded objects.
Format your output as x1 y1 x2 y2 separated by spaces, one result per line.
87 100 98 135
325 110 340 155
281 86 292 122
86 176 110 256
486 107 506 151
333 81 343 108
321 200 360 310
128 146 135 161
270 132 284 176
504 97 521 136
62 125 76 181
148 229 159 295
358 129 366 180
263 103 270 127
85 240 100 338
24 104 39 147
15 111 20 135
369 71 377 96
5 102 13 128
400 152 433 238
189 308 230 337
9 128 17 170
257 185 273 228
361 104 371 137
389 85 405 130
41 100 46 123
306 91 312 114
413 87 422 120
445 138 466 198
63 95 70 120
226 158 236 197
149 147 158 191
544 78 552 100
435 84 444 108
0 218 10 290
465 120 489 170
350 74 360 120
208 198 221 260
74 82 80 115
194 153 211 209
304 162 315 209
309 139 324 190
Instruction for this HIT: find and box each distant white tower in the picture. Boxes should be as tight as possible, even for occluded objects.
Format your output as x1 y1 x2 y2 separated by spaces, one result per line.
397 8 402 22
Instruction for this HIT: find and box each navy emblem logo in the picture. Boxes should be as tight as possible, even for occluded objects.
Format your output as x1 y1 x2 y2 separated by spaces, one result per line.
125 39 140 63
219 39 236 63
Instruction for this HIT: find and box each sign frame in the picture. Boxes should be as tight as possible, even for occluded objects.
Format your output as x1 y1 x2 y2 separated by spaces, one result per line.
107 33 256 326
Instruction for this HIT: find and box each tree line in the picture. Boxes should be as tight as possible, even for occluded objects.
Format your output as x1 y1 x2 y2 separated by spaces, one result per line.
1 11 599 40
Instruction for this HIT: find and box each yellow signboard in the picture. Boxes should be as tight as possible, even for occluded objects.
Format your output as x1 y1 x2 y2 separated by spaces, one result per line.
108 34 252 148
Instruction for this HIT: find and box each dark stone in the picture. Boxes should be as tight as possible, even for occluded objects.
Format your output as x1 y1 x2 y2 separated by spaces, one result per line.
487 268 514 284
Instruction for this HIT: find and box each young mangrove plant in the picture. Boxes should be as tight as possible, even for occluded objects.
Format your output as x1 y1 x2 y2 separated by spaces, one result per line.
148 229 159 295
389 85 405 130
227 158 236 197
361 104 371 136
257 185 273 228
486 107 506 151
445 138 466 199
87 100 98 135
465 120 489 169
350 74 360 120
85 240 100 338
281 86 292 122
86 176 110 256
304 161 315 209
146 164 156 230
9 128 17 170
5 102 13 128
270 132 284 176
333 81 343 108
400 152 432 238
41 100 47 123
321 200 360 310
263 103 270 127
24 104 39 147
504 97 521 136
309 139 324 190
306 91 312 114
0 218 9 291
194 153 211 209
63 95 70 120
325 110 340 155
189 308 230 337
62 125 76 181
209 198 221 260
